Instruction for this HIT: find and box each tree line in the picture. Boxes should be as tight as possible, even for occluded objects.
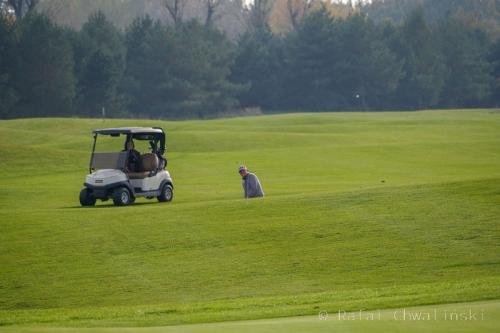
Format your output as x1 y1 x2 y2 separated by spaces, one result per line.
0 0 499 119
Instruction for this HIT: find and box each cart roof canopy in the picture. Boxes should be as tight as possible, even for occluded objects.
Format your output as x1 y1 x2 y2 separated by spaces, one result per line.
93 127 164 135
92 127 166 154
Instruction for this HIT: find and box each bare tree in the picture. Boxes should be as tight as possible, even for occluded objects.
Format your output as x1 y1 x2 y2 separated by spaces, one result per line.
204 0 222 27
6 0 39 19
163 0 186 27
286 0 315 28
247 0 274 31
0 0 8 15
38 0 64 21
213 0 247 39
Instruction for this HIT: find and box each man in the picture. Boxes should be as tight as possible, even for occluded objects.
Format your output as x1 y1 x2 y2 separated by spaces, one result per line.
238 165 264 198
124 140 141 172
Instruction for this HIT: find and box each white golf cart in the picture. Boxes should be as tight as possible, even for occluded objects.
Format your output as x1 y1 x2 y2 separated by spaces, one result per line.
79 127 174 206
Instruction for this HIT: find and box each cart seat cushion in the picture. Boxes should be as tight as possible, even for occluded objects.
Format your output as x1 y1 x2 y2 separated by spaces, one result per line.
126 153 159 179
141 153 159 171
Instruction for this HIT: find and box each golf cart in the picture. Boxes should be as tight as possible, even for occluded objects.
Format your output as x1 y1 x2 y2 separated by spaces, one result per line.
79 127 174 206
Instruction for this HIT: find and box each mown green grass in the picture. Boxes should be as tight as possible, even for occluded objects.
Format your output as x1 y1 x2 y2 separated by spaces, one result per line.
1 300 499 333
0 110 499 329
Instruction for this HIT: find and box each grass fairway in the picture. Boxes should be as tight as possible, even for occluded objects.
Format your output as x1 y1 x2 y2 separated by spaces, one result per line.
1 300 499 333
0 110 499 331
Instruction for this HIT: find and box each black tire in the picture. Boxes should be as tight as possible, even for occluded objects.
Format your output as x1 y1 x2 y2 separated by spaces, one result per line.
79 188 96 206
112 187 132 206
157 184 173 202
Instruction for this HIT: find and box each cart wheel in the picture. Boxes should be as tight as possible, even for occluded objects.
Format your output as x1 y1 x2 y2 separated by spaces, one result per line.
113 187 131 206
79 188 96 206
157 184 173 202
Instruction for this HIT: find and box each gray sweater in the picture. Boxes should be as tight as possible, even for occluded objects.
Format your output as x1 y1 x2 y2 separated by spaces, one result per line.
242 173 264 198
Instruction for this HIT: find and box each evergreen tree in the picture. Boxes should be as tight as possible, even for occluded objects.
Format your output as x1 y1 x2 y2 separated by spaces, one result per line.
124 18 242 118
331 14 402 110
390 8 446 109
439 18 493 107
14 13 75 117
169 20 243 118
77 11 125 117
282 9 402 110
0 1 498 119
0 15 18 118
122 16 175 117
490 38 500 106
283 8 339 110
231 27 283 109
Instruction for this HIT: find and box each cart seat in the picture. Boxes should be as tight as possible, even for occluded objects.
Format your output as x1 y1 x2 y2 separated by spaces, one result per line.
127 153 159 179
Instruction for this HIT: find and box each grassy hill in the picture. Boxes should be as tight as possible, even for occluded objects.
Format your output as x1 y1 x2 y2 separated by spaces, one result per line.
0 110 499 329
